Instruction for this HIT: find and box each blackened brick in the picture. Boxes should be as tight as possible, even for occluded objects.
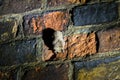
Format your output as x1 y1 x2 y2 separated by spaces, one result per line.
23 64 69 80
0 0 42 15
0 39 37 66
0 20 18 43
72 3 118 26
47 0 81 7
74 57 120 80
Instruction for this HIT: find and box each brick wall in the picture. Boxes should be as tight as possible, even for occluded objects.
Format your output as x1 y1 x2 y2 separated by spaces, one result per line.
0 0 120 80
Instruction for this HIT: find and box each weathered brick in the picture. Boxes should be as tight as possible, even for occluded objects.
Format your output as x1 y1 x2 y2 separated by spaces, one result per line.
47 0 85 7
23 11 70 36
41 29 68 61
0 0 42 15
23 15 44 35
74 57 120 80
42 42 68 61
0 39 37 66
42 32 96 61
23 64 69 80
43 11 70 31
0 20 18 43
0 70 16 80
97 27 120 52
72 3 118 26
67 32 96 59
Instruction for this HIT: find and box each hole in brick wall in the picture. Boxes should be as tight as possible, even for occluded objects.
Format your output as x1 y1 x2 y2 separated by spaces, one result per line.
96 33 99 52
42 28 55 51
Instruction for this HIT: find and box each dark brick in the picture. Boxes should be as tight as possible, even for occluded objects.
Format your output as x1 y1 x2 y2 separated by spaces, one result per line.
23 10 70 36
0 69 17 80
23 64 69 80
47 0 83 7
0 0 42 15
74 56 120 80
72 3 118 26
97 27 120 52
0 39 37 66
0 20 18 43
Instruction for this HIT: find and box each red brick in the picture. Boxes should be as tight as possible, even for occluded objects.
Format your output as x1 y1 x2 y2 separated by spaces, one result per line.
67 32 96 59
47 0 86 7
23 11 70 36
97 27 120 52
42 37 68 61
42 33 96 60
43 11 70 31
23 64 69 80
42 45 54 61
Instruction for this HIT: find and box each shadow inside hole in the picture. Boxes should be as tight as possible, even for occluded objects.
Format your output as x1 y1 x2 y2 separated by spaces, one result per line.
42 28 55 51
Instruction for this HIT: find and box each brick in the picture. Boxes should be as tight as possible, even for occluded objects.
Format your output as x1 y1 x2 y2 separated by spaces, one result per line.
67 32 96 59
97 27 120 52
72 3 118 26
0 0 42 15
42 33 96 61
41 29 68 61
47 0 82 7
42 40 68 61
0 39 37 66
0 20 18 43
23 64 69 80
43 11 70 31
23 15 44 35
74 57 120 80
23 11 70 36
0 70 16 80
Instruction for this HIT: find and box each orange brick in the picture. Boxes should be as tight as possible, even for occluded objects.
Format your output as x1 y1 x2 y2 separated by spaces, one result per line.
43 11 70 31
42 32 96 61
97 27 120 52
67 32 96 59
42 45 54 61
30 17 43 34
42 37 68 61
24 11 70 36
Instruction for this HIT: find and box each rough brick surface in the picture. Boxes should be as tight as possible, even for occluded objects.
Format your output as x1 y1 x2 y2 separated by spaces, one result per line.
23 15 44 35
0 0 42 15
43 11 70 31
42 33 96 61
23 11 70 36
42 37 68 61
72 3 118 26
67 32 96 59
0 70 16 80
75 57 120 80
23 64 69 80
97 27 120 52
47 0 84 7
0 20 18 43
0 39 37 66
